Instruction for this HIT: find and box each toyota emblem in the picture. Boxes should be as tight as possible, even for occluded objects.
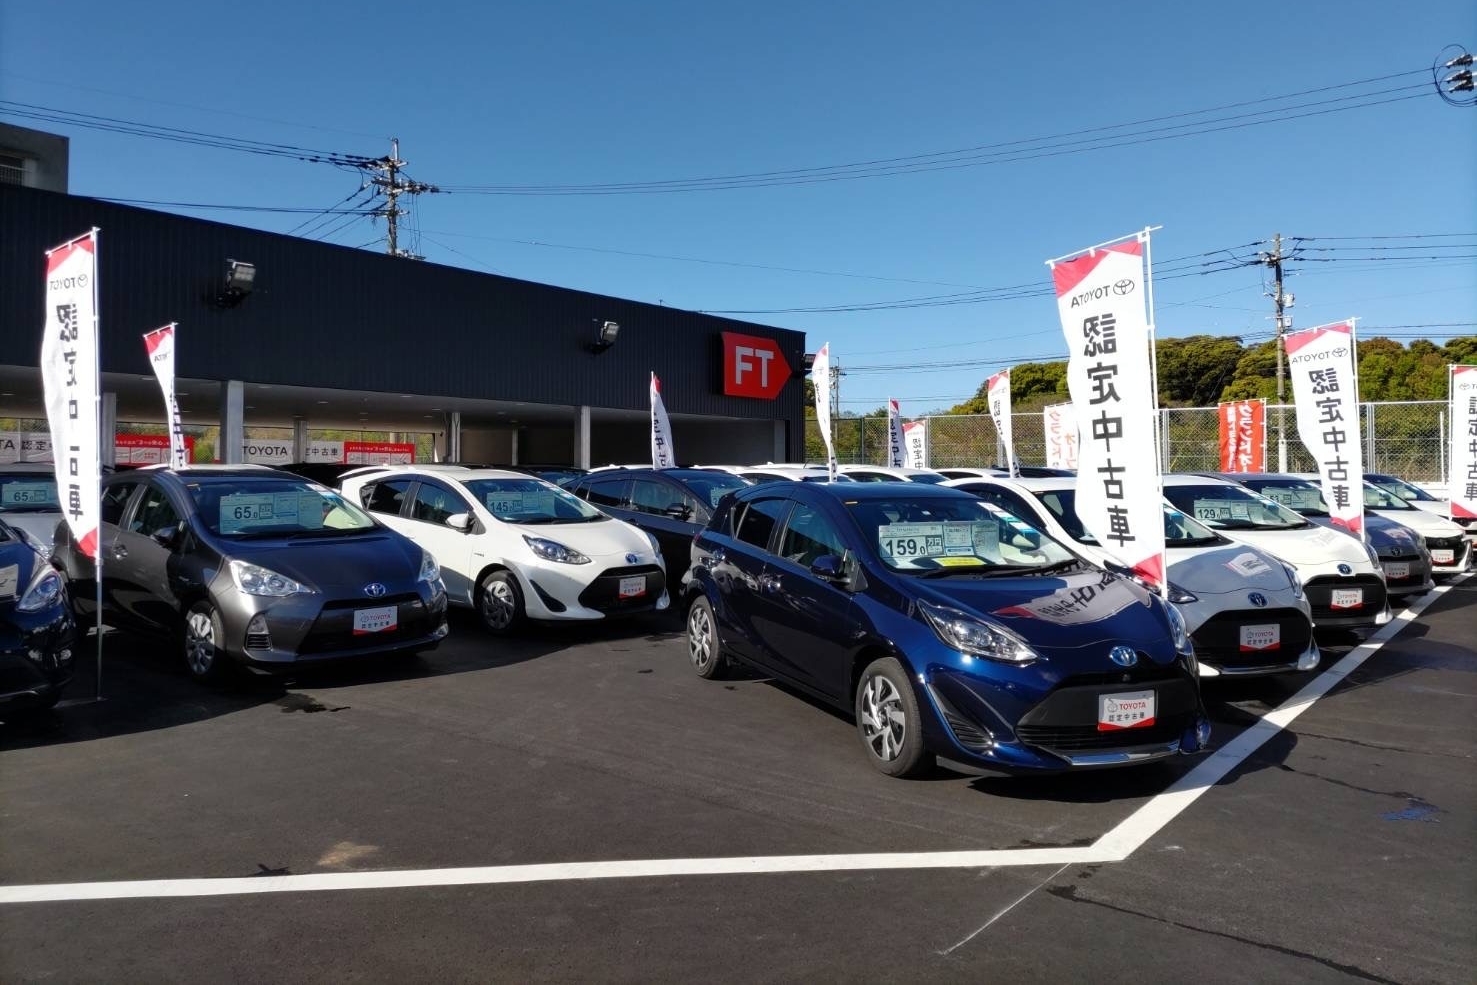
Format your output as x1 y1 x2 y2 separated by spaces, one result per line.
1336 563 1352 575
1112 278 1136 296
1248 592 1267 607
626 553 641 565
363 583 387 598
1109 645 1138 667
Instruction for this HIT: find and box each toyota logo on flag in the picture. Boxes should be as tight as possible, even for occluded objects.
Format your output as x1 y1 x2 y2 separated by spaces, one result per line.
363 583 387 598
1112 278 1136 296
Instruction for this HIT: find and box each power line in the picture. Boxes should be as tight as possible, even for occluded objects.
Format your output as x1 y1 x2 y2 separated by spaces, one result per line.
92 196 379 214
283 184 373 236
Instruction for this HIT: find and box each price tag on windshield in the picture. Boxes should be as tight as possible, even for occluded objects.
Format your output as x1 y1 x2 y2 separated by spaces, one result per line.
1194 498 1251 521
1 482 58 507
880 521 998 561
220 491 324 533
485 490 556 516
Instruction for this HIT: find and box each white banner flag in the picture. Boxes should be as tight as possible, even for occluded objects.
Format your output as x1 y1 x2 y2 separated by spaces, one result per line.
812 343 837 479
1043 402 1079 469
885 398 905 468
1452 365 1477 523
1050 232 1165 591
40 231 102 560
903 419 928 469
987 369 1017 476
142 324 189 469
1286 321 1363 538
650 372 676 468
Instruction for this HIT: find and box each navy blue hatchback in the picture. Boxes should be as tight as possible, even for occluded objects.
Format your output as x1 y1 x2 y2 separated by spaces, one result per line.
683 483 1209 778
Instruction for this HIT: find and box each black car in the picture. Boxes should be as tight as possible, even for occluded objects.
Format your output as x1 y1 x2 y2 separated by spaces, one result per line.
564 468 750 583
54 466 448 683
275 462 364 489
0 517 77 713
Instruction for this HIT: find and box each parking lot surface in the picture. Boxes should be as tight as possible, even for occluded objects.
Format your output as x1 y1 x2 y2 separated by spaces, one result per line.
2 582 1474 983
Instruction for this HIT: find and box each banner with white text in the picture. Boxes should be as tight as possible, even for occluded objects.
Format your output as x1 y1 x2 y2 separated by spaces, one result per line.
1217 398 1266 472
886 398 905 467
987 369 1017 475
1450 364 1477 521
1043 402 1079 470
1050 232 1165 590
650 372 676 468
142 324 189 470
812 343 837 479
40 231 101 559
1286 321 1363 538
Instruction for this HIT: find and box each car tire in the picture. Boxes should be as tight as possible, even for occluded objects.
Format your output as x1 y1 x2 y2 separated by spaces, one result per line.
686 596 726 679
476 571 523 635
182 600 229 683
854 657 928 778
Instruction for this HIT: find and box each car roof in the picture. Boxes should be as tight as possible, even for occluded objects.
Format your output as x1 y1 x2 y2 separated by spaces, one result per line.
1161 473 1239 487
346 464 531 482
755 481 976 502
0 462 55 473
943 475 1074 492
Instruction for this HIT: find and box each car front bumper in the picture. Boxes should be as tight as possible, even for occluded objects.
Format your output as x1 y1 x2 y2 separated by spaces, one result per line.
0 606 77 708
516 558 670 621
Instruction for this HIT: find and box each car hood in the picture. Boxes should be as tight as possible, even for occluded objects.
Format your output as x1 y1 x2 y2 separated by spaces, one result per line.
914 568 1174 656
1368 507 1465 538
1216 524 1373 570
0 538 42 613
515 517 659 563
0 512 62 552
217 531 423 595
1162 542 1296 595
1307 515 1421 555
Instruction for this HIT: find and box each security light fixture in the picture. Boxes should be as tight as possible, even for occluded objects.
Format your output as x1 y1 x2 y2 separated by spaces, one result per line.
589 320 620 353
217 259 257 307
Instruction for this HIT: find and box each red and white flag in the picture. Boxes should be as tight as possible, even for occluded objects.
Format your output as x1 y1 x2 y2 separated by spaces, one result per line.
142 324 189 469
987 369 1017 476
1217 398 1266 472
1286 321 1363 538
40 231 102 560
1049 232 1166 591
1043 402 1078 469
903 419 927 469
650 372 676 468
885 398 905 468
1449 364 1477 522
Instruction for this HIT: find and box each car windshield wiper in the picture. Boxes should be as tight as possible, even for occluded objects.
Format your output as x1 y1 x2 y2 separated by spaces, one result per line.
916 559 1080 579
1169 536 1222 547
0 505 59 513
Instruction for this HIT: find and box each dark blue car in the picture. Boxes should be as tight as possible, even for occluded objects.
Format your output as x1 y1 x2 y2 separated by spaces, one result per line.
683 483 1209 778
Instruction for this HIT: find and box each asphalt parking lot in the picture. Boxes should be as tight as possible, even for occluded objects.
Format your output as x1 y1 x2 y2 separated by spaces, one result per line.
2 581 1474 984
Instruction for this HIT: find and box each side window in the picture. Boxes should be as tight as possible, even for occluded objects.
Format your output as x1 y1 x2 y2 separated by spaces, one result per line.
779 503 846 567
848 471 887 482
363 479 413 516
100 482 141 526
734 498 790 553
971 486 1039 524
568 478 590 500
411 482 462 525
630 478 673 515
130 483 182 534
586 476 631 509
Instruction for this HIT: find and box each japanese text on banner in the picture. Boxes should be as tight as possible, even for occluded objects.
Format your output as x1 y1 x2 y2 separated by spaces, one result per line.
650 372 676 468
1451 365 1477 521
1285 322 1363 537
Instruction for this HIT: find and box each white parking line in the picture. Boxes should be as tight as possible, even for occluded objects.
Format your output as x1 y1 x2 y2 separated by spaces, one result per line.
0 575 1466 904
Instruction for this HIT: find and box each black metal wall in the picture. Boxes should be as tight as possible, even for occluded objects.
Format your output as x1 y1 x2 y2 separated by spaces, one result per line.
1 185 806 427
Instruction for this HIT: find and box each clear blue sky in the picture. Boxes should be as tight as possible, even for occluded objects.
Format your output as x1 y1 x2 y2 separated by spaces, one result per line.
3 1 1473 412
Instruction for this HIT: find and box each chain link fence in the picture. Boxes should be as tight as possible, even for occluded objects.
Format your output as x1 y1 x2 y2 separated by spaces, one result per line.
806 400 1450 481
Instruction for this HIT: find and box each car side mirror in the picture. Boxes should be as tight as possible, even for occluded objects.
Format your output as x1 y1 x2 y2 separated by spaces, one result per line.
809 554 846 582
151 525 183 550
446 513 473 532
664 503 691 520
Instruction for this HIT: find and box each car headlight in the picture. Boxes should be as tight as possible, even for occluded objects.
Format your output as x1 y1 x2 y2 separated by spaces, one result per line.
917 598 1038 664
1166 583 1198 604
523 535 591 565
418 549 440 584
16 566 63 613
1281 561 1304 599
1364 542 1380 567
1166 602 1193 655
228 559 313 598
646 532 663 559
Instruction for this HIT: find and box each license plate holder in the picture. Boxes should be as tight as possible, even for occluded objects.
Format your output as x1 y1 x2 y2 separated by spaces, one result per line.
1431 549 1454 564
1383 562 1410 579
618 575 646 599
352 605 398 635
1238 623 1280 652
1097 690 1156 732
1330 588 1363 610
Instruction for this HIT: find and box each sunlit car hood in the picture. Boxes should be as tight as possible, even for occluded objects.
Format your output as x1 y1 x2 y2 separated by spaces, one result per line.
1217 524 1372 568
913 568 1173 654
1162 542 1295 595
1366 507 1465 539
1306 515 1421 556
214 531 422 594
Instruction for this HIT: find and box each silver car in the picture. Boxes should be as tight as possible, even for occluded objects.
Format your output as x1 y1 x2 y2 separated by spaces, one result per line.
54 466 448 682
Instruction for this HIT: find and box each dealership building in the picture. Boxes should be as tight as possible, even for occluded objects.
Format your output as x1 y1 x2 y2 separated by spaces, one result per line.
0 180 807 468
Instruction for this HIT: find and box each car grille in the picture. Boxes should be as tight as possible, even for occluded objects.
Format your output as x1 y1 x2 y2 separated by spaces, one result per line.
299 593 432 654
577 565 666 613
1303 574 1386 620
1190 608 1312 670
1015 676 1198 754
1382 557 1431 590
1423 536 1470 568
1016 718 1188 751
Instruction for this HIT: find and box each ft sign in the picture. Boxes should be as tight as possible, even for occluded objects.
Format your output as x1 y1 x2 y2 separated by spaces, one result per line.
722 332 791 400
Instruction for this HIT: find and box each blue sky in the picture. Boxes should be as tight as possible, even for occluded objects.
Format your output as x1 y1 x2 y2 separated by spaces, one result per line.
2 1 1473 412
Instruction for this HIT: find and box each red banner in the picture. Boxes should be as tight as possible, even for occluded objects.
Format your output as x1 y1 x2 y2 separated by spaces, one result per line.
344 441 415 465
115 432 197 465
1217 399 1266 472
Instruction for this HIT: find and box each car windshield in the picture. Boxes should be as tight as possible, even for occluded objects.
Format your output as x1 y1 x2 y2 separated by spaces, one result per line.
843 495 1077 574
1364 483 1415 510
1369 475 1438 502
463 478 605 524
1239 479 1330 517
905 472 949 485
0 473 59 513
188 476 377 537
1162 484 1308 530
674 471 750 508
1033 488 1223 546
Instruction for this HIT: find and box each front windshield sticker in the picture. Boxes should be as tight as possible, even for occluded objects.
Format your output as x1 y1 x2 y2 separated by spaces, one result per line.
1224 552 1272 577
1 482 58 507
219 491 325 534
0 563 17 599
878 521 998 562
485 490 557 516
992 572 1142 626
1261 487 1323 511
1193 498 1252 522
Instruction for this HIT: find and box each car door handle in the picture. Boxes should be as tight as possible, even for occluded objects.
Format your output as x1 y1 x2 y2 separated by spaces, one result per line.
758 573 781 593
112 545 128 559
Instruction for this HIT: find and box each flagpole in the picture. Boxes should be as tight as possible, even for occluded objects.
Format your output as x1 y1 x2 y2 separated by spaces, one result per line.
1347 316 1366 546
1141 227 1169 598
90 228 104 701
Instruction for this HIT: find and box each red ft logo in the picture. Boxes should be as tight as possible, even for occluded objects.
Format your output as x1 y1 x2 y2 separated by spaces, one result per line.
722 332 791 400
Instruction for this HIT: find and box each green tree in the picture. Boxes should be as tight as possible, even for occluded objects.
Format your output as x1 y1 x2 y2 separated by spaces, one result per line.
1154 335 1244 406
1221 341 1280 400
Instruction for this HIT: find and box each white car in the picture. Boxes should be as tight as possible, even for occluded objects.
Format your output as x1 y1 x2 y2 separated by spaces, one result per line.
838 464 950 484
340 466 669 633
935 467 1007 480
1358 481 1471 574
1365 472 1476 542
695 464 852 483
1161 475 1389 631
944 476 1318 677
0 464 61 558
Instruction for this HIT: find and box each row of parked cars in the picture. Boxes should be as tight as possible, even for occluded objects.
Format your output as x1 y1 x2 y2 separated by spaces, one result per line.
1 457 1467 783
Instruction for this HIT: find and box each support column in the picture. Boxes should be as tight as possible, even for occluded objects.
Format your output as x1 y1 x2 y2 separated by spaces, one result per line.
574 405 591 469
292 416 307 463
447 411 462 462
510 427 520 466
100 392 117 467
219 380 244 464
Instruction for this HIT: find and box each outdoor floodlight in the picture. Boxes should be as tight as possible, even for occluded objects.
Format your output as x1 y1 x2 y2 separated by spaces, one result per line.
218 259 257 307
589 320 620 353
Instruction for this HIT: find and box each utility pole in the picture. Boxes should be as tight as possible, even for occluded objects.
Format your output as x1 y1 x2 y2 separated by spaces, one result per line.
368 138 437 259
1260 233 1294 472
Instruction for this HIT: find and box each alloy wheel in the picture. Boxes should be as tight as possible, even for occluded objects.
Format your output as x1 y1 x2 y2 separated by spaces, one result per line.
185 610 217 677
481 580 516 630
859 673 907 762
688 604 714 670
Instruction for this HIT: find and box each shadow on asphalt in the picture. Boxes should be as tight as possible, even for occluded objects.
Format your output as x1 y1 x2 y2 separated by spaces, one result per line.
0 608 682 751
